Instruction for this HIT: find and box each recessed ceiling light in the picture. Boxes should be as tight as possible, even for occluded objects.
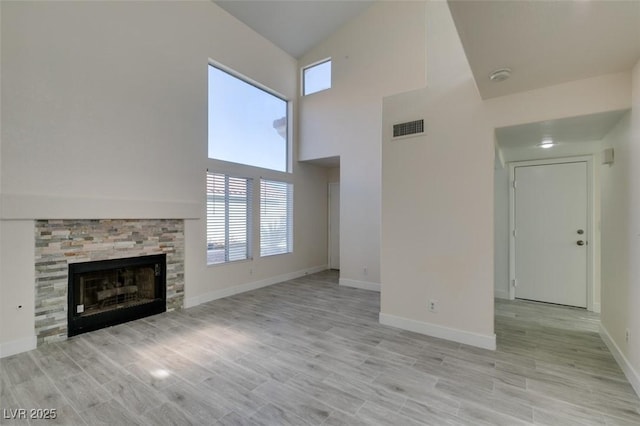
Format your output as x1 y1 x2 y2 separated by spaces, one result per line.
489 68 511 82
538 137 554 149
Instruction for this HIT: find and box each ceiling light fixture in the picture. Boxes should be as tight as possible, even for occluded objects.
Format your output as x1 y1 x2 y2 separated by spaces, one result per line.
489 68 511 83
538 137 554 149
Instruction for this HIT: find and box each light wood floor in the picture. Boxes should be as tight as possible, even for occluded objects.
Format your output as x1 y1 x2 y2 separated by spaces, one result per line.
1 270 639 425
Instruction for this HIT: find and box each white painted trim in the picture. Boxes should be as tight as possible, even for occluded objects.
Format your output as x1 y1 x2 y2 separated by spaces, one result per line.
184 265 327 308
495 144 506 169
508 156 596 311
339 278 380 292
600 324 640 397
592 303 601 314
494 289 510 300
328 182 340 270
0 336 37 358
301 57 332 97
379 313 496 350
509 161 516 301
209 58 289 102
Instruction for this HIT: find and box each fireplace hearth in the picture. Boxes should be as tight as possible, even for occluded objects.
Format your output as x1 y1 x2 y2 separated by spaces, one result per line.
67 254 167 337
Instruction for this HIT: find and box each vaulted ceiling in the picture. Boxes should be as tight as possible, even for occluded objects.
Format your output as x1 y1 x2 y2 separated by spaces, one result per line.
215 1 639 100
214 1 374 59
215 1 640 152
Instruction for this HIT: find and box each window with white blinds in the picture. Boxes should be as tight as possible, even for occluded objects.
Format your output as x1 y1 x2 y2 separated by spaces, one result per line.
260 179 293 257
206 172 252 265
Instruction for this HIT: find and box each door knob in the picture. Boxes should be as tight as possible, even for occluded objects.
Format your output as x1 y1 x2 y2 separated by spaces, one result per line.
577 240 585 246
577 229 584 235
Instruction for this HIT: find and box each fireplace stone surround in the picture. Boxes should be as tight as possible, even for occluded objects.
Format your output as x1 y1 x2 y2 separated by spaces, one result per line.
34 219 184 345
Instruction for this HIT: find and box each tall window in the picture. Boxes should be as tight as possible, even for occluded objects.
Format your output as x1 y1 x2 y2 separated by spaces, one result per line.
207 172 252 265
260 179 293 257
303 59 331 96
208 65 289 172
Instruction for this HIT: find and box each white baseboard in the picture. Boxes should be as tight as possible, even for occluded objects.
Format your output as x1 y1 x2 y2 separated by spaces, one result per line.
379 312 496 350
339 278 381 292
592 302 601 313
184 265 328 308
0 336 37 358
494 289 510 300
600 324 640 397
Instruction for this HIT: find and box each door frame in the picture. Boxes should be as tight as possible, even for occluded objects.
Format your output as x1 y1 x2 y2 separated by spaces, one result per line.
508 155 596 311
328 182 340 270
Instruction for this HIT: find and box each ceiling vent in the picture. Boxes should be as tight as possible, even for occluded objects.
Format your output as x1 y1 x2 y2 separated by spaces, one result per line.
393 119 424 139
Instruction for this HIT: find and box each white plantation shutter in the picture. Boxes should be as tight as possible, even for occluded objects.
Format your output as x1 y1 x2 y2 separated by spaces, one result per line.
260 179 293 257
206 172 252 265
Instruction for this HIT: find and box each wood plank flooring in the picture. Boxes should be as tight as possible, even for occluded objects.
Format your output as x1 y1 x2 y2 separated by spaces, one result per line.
1 270 639 425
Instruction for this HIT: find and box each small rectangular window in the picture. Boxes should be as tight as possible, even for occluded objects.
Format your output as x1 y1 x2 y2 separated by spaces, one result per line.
207 172 253 265
303 59 331 96
260 179 293 257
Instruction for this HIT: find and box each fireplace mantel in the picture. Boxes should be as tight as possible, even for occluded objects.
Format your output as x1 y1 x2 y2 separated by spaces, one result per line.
1 193 200 220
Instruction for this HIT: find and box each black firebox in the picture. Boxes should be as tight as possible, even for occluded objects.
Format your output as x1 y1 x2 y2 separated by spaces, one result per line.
67 254 166 337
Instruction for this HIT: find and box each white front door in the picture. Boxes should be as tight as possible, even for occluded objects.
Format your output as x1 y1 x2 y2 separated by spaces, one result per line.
514 162 588 307
328 182 340 270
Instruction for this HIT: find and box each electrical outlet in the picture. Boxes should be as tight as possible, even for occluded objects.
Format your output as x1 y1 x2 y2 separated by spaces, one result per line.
626 328 630 343
428 299 438 313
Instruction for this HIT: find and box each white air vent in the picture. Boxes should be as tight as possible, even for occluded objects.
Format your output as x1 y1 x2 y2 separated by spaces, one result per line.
393 119 424 138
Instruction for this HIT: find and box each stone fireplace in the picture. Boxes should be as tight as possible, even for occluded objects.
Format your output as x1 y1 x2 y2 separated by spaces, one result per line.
35 219 184 345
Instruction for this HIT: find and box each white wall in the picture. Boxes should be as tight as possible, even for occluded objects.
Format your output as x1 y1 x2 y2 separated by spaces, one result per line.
485 72 632 129
381 0 496 349
494 164 510 299
628 59 640 392
379 1 631 349
298 1 427 290
1 1 328 354
601 112 631 345
600 59 640 394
